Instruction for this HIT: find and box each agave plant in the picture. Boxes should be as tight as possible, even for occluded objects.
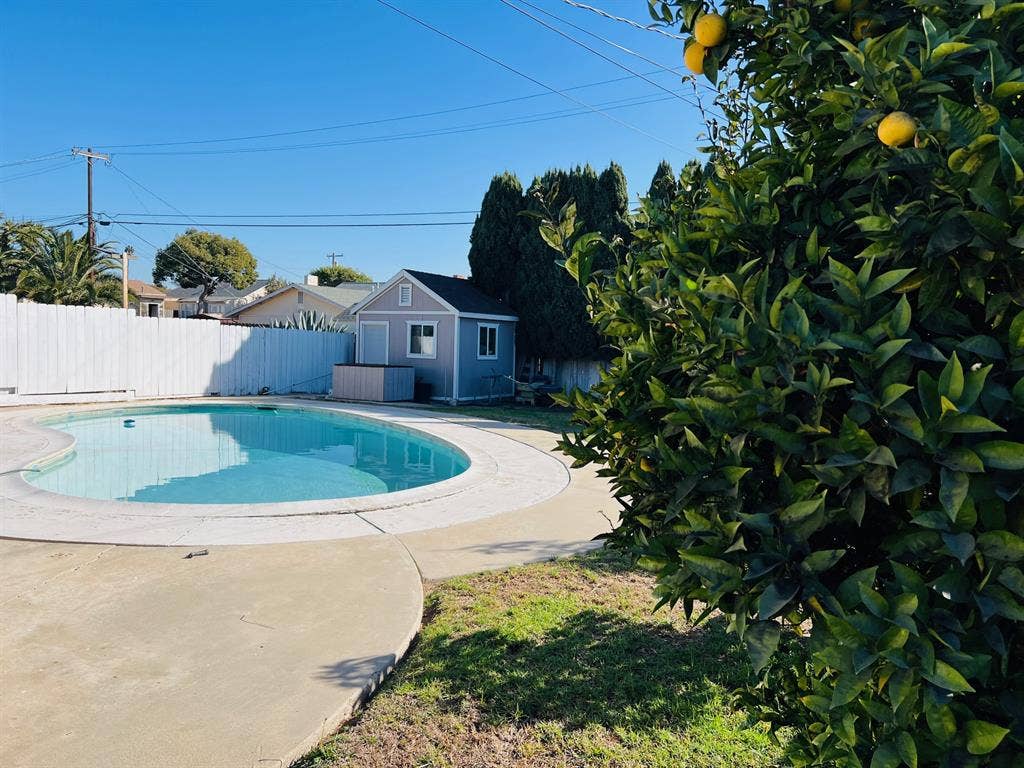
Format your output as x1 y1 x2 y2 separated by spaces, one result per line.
271 309 349 333
15 229 121 306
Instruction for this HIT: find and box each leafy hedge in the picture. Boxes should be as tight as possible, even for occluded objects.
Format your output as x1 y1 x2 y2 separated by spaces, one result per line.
550 1 1024 764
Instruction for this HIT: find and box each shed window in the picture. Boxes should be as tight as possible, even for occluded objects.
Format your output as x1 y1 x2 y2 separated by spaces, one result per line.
407 322 437 358
297 290 304 305
398 283 413 306
478 323 498 359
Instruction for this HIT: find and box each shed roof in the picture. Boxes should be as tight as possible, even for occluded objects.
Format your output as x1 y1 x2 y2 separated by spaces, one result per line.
403 270 515 316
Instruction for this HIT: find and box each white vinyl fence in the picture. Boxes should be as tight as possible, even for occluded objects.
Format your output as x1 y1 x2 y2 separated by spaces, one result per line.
0 295 354 405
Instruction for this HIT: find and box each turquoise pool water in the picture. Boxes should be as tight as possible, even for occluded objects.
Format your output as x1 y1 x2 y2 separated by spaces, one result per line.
27 405 469 504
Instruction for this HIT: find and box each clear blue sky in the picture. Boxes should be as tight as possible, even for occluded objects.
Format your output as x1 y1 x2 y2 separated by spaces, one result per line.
1 0 705 284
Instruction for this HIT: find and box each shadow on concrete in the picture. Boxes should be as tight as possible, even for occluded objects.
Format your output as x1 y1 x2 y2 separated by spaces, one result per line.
315 654 399 689
453 538 602 557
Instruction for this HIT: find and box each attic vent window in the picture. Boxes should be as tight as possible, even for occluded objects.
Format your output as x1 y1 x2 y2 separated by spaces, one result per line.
398 283 413 306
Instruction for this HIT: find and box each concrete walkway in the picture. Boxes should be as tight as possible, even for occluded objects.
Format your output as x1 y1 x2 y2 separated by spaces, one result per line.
0 411 614 768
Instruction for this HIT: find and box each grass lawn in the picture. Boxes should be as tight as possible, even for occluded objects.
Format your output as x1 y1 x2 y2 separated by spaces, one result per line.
295 550 782 768
429 403 576 433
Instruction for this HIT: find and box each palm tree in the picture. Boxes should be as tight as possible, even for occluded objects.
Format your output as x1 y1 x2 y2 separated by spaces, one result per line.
15 229 122 306
0 218 46 294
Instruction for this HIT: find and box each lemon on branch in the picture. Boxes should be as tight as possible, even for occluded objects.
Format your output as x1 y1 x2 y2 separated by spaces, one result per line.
694 13 727 47
877 111 916 147
684 42 707 75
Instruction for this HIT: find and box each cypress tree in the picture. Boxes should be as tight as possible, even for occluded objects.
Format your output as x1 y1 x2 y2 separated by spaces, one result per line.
467 172 524 304
646 159 677 206
513 163 629 361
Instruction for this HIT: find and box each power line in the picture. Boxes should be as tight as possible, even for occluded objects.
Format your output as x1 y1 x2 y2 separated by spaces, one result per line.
91 68 682 151
0 150 70 169
103 210 480 219
514 0 716 95
101 219 476 228
497 0 709 113
106 92 679 157
560 0 687 40
375 0 687 154
0 160 79 184
107 164 311 280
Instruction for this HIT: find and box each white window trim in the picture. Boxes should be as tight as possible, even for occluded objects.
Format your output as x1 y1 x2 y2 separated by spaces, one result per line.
398 283 413 307
406 320 438 359
477 322 499 360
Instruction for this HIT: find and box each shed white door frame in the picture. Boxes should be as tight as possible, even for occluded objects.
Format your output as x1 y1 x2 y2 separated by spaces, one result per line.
358 320 389 364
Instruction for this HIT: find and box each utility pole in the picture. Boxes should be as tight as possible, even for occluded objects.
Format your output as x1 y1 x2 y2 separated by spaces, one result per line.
71 147 110 254
326 251 343 268
121 246 136 310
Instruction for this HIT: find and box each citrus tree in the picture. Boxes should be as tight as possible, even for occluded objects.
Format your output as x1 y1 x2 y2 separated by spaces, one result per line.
549 1 1024 764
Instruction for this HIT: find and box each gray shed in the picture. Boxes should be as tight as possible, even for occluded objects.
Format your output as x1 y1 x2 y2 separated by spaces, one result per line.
348 269 517 403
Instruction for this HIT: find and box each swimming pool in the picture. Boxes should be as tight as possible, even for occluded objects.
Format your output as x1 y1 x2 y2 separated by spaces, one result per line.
26 404 470 504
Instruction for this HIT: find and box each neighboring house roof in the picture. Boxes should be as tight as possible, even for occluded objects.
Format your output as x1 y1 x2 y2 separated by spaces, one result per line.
164 279 271 301
224 281 381 318
350 269 516 318
304 282 383 309
127 279 166 299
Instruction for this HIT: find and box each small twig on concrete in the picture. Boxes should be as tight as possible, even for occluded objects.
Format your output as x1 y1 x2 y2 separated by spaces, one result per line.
240 614 276 630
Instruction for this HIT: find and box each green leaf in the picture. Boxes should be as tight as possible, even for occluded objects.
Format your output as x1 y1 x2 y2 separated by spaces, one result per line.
939 468 969 520
875 338 911 367
939 414 1006 434
758 581 799 619
779 497 824 525
869 742 899 768
881 383 913 407
938 353 964 400
865 269 916 300
935 447 984 473
937 97 988 148
977 531 1024 561
942 532 975 565
975 441 1024 470
965 720 1009 755
802 549 846 573
921 659 975 693
1010 310 1024 355
931 41 973 60
892 460 930 493
865 446 898 467
998 565 1024 598
744 621 780 673
832 672 871 708
896 731 918 768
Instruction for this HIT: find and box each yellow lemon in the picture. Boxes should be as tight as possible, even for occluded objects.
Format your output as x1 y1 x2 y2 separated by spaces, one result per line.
640 456 655 472
877 111 916 147
684 42 707 75
693 13 727 47
834 0 867 11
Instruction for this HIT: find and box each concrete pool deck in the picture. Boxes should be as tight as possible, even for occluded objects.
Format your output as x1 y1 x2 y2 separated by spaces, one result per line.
0 401 615 768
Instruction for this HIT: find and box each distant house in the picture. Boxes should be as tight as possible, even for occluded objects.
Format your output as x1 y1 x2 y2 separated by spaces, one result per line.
164 279 272 318
127 280 167 317
225 277 383 327
348 269 517 403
